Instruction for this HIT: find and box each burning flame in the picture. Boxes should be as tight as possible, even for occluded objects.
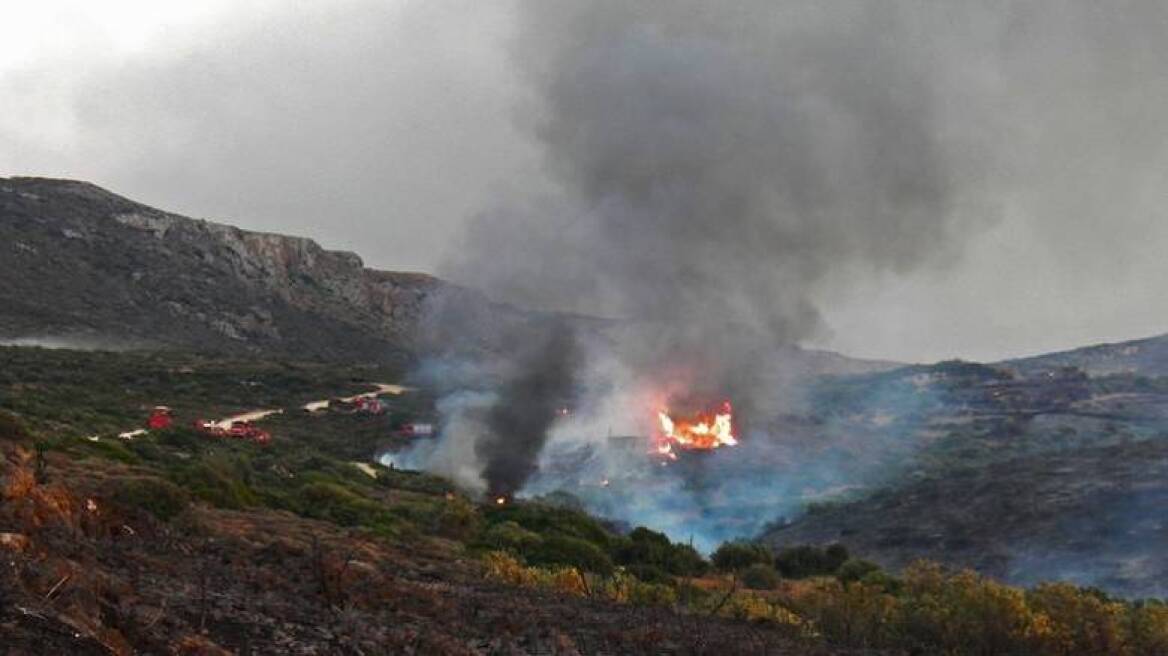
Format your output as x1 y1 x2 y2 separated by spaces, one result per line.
655 401 737 457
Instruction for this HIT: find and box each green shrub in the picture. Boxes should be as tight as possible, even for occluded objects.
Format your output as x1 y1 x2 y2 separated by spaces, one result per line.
170 458 258 509
386 498 439 525
486 502 614 548
432 496 481 540
628 580 677 607
376 468 454 495
126 438 165 462
741 563 781 590
775 543 850 578
529 535 614 576
614 527 710 577
106 476 189 521
77 438 141 465
668 543 710 577
712 541 772 572
837 558 882 584
625 563 672 584
154 426 211 452
858 569 902 594
479 520 543 554
0 411 28 441
296 481 391 528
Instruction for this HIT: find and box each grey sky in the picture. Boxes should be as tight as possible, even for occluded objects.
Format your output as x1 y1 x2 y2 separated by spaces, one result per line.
3 1 1168 363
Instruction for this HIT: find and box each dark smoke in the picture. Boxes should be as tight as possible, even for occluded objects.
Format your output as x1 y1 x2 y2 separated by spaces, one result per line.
445 0 992 392
477 321 580 496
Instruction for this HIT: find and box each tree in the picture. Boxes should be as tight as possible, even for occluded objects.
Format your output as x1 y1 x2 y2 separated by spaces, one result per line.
711 541 772 572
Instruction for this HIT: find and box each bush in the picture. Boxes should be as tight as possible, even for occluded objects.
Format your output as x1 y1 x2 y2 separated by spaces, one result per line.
431 496 481 540
107 476 189 521
712 541 772 572
668 543 710 577
486 502 614 549
628 580 677 607
741 563 781 590
154 426 211 452
376 468 454 495
78 438 141 465
625 563 672 584
296 481 393 530
478 520 543 554
535 567 589 597
171 459 258 509
483 551 537 587
836 558 882 584
529 535 614 576
614 527 710 577
775 543 850 578
0 411 28 441
1027 581 1128 655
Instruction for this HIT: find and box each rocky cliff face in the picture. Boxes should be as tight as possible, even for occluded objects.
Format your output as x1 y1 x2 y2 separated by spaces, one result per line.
0 177 498 363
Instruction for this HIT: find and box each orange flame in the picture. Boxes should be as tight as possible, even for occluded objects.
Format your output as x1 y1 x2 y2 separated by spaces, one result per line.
655 401 737 456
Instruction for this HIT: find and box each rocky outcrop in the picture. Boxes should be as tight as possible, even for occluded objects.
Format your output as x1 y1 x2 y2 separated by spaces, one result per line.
0 177 501 364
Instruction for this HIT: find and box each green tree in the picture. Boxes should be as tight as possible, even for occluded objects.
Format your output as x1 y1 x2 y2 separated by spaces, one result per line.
711 541 772 572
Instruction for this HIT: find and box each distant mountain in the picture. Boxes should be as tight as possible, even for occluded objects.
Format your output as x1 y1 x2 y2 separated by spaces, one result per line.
1001 332 1168 377
0 177 526 364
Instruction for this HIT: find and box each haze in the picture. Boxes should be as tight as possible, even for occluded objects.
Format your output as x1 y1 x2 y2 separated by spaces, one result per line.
3 0 1168 364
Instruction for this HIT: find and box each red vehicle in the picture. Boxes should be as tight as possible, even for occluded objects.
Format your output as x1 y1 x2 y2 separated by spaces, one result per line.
192 419 271 445
393 422 435 439
352 396 386 415
146 407 173 430
192 419 225 437
227 420 271 445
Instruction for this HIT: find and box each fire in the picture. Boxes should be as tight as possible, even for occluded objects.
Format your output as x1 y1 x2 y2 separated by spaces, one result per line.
495 496 507 506
655 400 737 456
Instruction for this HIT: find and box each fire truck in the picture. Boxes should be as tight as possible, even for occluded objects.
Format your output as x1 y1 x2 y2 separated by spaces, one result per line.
146 406 173 430
392 422 435 439
191 418 272 445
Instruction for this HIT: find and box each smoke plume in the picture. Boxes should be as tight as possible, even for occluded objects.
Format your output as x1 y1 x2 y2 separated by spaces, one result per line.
447 0 991 367
478 321 580 496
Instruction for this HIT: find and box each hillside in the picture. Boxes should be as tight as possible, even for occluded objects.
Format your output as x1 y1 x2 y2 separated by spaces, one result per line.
0 177 520 364
1002 332 1168 377
763 359 1168 598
